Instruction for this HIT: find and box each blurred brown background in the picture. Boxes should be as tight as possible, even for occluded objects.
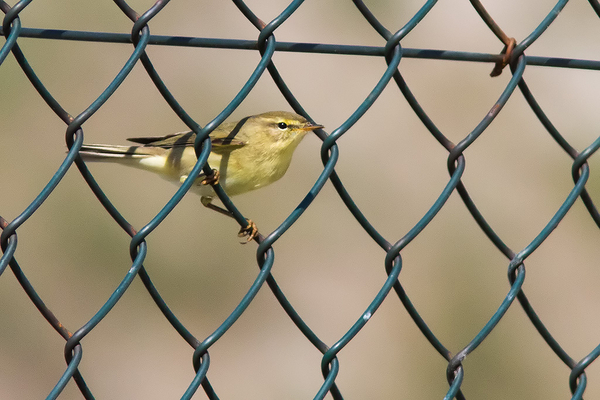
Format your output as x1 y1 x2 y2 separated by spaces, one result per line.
1 0 600 398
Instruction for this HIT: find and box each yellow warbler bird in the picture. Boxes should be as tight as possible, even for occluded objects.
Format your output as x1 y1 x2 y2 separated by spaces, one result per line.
79 111 323 240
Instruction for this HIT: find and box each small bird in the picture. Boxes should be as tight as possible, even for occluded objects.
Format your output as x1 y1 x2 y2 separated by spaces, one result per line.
79 111 323 241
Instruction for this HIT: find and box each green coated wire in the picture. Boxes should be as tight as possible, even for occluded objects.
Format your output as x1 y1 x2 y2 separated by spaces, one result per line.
2 0 600 398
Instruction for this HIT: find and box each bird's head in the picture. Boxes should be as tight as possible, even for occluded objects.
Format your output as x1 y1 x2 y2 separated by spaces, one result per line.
247 111 323 151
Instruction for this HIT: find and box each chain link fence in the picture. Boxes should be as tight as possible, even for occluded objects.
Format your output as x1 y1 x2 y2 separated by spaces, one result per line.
2 0 600 399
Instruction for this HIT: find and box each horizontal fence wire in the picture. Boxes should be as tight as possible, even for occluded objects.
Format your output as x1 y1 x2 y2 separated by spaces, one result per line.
1 0 600 399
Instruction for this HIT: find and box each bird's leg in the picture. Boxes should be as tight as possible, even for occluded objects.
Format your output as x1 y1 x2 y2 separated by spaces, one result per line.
200 196 259 242
199 171 258 242
201 195 232 217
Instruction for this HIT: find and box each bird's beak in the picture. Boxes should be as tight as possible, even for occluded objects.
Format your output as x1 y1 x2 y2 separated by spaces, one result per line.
300 122 324 131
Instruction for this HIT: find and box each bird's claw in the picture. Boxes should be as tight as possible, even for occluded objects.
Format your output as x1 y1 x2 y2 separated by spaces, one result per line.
238 219 258 243
201 169 220 186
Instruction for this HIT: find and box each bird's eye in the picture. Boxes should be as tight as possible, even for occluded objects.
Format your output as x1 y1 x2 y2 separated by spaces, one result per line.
277 122 288 130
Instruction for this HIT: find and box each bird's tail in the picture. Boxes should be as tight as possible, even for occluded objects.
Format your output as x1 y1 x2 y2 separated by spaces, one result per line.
79 144 160 160
78 143 174 176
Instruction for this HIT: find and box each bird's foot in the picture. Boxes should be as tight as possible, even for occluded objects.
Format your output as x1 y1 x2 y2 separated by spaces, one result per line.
201 169 220 186
238 219 258 243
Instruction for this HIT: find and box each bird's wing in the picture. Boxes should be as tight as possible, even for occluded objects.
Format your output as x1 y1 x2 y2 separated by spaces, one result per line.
127 131 196 147
127 122 247 154
207 118 250 154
